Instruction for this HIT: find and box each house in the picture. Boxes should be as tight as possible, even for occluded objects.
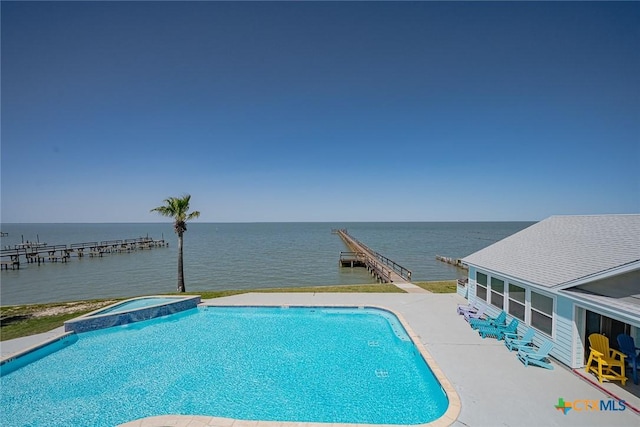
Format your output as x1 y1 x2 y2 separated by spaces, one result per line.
458 214 640 369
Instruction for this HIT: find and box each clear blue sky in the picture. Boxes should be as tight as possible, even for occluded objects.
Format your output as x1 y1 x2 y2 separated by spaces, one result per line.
2 1 639 223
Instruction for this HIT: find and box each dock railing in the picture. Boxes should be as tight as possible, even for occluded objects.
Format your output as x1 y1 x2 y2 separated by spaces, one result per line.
373 252 412 281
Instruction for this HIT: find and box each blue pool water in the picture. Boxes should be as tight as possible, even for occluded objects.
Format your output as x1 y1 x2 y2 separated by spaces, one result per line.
91 297 183 315
1 307 449 426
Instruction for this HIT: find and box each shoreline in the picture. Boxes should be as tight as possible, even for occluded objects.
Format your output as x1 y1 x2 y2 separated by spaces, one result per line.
0 281 457 341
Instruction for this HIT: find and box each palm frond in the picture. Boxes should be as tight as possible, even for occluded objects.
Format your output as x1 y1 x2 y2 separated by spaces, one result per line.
151 194 200 224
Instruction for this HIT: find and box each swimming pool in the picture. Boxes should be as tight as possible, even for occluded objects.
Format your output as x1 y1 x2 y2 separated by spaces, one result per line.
1 306 453 426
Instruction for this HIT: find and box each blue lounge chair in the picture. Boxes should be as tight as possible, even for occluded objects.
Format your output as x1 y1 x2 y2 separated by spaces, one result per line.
617 334 639 385
504 328 535 352
469 310 506 330
517 340 554 369
464 305 487 322
478 318 518 340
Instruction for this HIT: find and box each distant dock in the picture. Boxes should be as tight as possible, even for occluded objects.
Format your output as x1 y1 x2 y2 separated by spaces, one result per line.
0 237 168 270
435 255 468 270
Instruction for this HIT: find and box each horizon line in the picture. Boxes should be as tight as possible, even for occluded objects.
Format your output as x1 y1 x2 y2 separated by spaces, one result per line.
1 219 544 225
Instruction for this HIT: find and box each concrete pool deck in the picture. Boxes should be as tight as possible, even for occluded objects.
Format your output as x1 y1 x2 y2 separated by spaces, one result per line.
2 292 639 426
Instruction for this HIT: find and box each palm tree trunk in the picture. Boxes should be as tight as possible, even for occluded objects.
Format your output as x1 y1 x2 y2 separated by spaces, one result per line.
177 232 185 292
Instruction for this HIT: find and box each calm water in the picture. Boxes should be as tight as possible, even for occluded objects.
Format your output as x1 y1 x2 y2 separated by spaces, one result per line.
0 222 533 305
0 307 448 426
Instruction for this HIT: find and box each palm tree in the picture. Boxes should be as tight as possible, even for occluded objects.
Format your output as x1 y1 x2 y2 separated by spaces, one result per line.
151 194 200 292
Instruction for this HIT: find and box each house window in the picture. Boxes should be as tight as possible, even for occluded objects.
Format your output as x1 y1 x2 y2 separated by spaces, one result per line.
531 291 553 336
490 277 504 309
476 272 487 301
508 283 525 321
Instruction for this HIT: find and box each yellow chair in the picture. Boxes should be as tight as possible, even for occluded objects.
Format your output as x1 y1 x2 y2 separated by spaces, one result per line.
586 333 627 385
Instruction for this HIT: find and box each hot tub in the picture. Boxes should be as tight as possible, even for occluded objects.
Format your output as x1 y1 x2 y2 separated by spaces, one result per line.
63 295 200 333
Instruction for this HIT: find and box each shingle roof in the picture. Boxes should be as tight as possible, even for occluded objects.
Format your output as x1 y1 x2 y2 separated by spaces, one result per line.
462 215 640 288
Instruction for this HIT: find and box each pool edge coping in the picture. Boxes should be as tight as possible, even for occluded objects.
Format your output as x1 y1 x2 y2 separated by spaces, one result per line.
118 302 461 427
0 331 75 367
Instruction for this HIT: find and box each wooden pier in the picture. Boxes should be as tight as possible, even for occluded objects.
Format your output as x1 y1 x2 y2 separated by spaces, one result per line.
333 229 412 284
0 237 168 270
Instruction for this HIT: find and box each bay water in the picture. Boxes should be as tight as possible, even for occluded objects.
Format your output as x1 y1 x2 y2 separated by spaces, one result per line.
0 222 533 305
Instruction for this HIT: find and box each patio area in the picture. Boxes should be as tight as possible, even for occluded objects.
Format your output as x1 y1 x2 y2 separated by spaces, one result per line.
2 292 639 426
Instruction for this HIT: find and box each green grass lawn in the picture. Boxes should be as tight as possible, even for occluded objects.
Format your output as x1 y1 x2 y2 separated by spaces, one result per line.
186 283 403 299
1 281 455 341
413 280 458 293
1 299 120 341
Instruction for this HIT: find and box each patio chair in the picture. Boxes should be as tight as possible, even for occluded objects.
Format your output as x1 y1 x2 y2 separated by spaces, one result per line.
585 333 627 385
617 334 639 385
469 310 507 330
504 328 535 352
457 301 478 315
463 305 487 322
477 318 518 340
517 339 554 369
